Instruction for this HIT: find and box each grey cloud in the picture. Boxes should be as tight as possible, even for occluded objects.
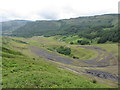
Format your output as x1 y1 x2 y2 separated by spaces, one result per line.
0 11 22 22
62 7 76 13
0 10 33 22
39 10 59 20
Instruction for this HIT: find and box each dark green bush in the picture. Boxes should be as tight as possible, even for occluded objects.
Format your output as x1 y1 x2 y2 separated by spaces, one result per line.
70 42 74 44
12 39 28 44
92 79 97 84
97 38 107 44
77 40 90 45
72 56 79 59
2 47 23 55
56 46 71 55
2 53 15 58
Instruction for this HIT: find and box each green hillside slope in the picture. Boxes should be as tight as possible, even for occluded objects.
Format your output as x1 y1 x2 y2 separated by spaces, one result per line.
1 20 29 35
11 14 119 43
2 37 110 88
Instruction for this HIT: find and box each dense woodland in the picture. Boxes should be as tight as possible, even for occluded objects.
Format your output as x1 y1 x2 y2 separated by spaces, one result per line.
2 14 119 44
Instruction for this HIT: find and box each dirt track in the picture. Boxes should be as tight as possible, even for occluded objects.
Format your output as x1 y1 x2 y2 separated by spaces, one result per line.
30 46 119 83
77 46 118 66
31 47 78 66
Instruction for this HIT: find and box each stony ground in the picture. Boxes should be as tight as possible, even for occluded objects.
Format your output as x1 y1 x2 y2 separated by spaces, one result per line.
30 45 119 87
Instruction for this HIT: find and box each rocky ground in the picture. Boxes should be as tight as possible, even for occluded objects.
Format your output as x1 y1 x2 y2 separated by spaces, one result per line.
30 45 119 87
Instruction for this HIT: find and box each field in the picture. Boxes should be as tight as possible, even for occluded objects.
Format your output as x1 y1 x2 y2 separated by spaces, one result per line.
2 36 119 88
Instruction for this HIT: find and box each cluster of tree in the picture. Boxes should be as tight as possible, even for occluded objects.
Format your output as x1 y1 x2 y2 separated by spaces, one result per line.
77 40 90 45
78 26 119 43
56 46 71 55
70 42 74 44
56 46 79 59
97 29 118 43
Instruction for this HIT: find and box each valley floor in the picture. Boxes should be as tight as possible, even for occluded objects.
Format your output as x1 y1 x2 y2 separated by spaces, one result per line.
2 36 119 88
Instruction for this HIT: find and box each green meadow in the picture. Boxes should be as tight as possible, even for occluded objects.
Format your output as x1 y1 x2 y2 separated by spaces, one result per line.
2 36 114 88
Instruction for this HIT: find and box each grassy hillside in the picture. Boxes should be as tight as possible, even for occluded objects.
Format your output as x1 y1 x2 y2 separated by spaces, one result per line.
12 20 61 37
26 36 98 60
1 20 29 35
2 36 110 88
10 14 119 44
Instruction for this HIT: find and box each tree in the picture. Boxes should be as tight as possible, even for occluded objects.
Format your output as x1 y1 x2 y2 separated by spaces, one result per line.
56 46 71 55
97 38 107 43
77 40 90 45
70 42 74 44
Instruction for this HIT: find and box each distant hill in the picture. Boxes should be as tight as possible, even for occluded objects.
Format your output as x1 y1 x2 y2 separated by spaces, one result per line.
2 14 119 43
1 20 30 35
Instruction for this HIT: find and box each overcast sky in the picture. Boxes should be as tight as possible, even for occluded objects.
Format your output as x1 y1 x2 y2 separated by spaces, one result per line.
0 0 119 21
